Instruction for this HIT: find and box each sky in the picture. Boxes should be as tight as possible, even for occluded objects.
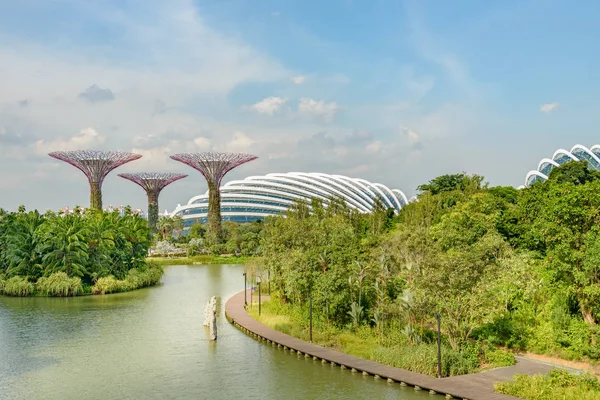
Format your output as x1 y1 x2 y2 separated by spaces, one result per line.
1 0 599 212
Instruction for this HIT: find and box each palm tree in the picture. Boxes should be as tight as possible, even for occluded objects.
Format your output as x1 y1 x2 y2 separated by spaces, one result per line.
5 210 44 278
38 215 89 278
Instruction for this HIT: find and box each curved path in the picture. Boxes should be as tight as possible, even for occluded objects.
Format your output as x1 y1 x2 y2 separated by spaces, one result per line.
225 291 555 400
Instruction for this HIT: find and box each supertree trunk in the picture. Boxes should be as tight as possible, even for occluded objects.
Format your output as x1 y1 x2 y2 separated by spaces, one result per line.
147 192 159 233
207 181 222 243
90 182 103 210
170 152 258 245
118 172 187 234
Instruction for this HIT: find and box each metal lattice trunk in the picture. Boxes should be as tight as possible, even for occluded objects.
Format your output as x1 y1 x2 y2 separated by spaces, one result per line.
170 152 258 243
48 150 142 210
118 172 188 233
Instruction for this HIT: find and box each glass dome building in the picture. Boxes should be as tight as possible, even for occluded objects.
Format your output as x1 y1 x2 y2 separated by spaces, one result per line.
170 172 409 228
524 144 600 187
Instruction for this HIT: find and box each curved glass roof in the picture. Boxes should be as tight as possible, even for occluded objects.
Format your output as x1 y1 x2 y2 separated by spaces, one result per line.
171 172 409 222
524 144 600 187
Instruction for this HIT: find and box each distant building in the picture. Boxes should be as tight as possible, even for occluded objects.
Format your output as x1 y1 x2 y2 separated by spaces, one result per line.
524 144 600 187
170 172 409 229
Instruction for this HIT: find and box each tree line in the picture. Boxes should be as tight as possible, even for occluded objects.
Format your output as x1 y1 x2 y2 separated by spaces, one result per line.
260 161 600 362
0 207 162 296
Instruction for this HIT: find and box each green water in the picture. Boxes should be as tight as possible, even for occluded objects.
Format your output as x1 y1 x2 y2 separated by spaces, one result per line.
0 265 438 399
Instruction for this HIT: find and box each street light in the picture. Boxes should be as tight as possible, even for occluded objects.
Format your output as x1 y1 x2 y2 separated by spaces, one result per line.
309 294 313 343
243 272 247 306
257 277 262 316
436 313 442 378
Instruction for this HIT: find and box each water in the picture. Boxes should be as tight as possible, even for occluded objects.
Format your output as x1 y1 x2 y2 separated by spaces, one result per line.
0 265 437 399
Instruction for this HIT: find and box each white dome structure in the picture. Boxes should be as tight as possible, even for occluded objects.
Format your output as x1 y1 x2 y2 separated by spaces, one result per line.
524 144 600 187
171 172 409 228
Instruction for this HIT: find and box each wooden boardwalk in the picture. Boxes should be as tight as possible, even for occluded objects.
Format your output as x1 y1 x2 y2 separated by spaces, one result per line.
226 291 552 400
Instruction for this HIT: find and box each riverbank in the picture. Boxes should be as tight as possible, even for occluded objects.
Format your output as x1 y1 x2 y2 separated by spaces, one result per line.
148 255 259 266
226 291 547 400
240 295 599 400
246 295 516 377
0 262 163 297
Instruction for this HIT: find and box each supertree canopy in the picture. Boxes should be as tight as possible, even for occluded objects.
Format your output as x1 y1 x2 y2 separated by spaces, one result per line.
118 172 187 233
48 150 142 210
170 152 258 243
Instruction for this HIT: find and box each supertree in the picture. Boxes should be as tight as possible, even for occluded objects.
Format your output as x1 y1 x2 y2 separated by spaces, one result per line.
48 150 142 210
118 172 187 233
170 152 258 243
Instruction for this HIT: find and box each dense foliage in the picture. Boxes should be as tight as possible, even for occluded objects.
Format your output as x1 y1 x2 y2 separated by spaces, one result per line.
495 368 600 400
260 161 600 370
0 207 161 296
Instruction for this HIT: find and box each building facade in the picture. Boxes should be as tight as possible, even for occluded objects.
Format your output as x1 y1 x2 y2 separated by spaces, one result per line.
170 172 409 229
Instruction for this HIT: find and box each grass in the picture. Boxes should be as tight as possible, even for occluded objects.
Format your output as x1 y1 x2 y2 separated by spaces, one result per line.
36 272 83 296
0 276 35 296
246 297 514 377
92 262 164 294
1 262 164 297
495 368 600 400
148 255 259 266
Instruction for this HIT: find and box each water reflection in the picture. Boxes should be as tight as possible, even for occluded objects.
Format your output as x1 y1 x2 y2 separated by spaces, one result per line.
0 265 438 400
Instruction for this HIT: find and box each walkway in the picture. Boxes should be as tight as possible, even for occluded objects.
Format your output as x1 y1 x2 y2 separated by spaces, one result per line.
225 291 553 400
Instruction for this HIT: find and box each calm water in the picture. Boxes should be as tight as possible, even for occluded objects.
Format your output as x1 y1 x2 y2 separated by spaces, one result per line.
0 265 437 400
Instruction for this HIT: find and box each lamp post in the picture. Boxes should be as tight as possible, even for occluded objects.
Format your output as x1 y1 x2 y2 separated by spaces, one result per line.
257 277 261 316
436 313 442 378
309 294 313 343
243 272 247 306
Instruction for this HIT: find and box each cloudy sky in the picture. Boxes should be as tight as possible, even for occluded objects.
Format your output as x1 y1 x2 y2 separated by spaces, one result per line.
1 0 599 212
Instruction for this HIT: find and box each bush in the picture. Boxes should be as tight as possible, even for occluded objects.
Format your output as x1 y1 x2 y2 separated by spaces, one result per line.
1 276 35 296
372 343 480 377
36 272 83 296
92 262 163 294
484 349 516 368
92 276 127 294
495 368 600 400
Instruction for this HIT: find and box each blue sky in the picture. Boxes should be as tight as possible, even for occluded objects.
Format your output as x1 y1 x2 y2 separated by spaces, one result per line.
0 0 599 211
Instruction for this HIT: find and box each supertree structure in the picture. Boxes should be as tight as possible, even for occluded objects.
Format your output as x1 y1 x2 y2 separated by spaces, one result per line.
170 152 258 242
48 150 142 210
118 172 187 232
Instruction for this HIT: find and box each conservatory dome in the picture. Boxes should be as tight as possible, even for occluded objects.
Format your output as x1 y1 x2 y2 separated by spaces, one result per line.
524 144 600 187
170 172 409 228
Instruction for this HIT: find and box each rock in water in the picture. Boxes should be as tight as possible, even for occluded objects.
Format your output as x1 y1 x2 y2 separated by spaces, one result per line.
203 296 217 327
209 311 217 340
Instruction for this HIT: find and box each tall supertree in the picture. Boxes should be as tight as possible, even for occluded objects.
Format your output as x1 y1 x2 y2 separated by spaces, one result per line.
48 150 142 210
118 172 187 232
170 152 258 243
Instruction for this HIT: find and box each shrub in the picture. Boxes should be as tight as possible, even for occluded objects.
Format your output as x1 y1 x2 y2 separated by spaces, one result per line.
92 276 126 294
484 349 516 368
495 369 600 400
36 272 83 296
372 343 480 377
1 276 35 296
92 263 163 294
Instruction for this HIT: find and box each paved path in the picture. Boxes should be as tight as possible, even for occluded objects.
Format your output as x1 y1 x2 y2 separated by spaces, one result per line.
226 291 554 400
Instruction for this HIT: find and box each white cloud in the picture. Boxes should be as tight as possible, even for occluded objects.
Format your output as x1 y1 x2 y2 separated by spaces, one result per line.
193 137 211 150
33 127 106 155
540 102 559 114
365 141 382 154
224 131 254 152
250 97 287 115
298 98 340 121
401 127 421 145
291 75 306 85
